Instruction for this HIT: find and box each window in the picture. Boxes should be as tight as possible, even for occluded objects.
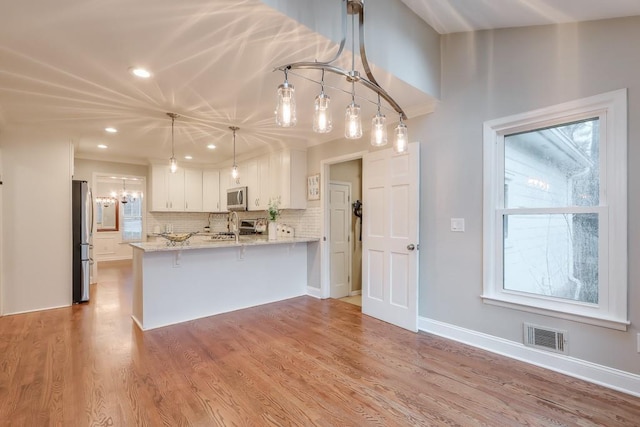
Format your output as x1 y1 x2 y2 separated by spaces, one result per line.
121 197 143 242
482 90 628 330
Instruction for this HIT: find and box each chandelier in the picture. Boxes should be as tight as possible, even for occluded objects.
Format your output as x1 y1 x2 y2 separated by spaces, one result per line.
274 0 408 153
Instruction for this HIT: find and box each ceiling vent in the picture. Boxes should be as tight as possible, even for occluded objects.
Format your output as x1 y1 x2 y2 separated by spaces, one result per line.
523 323 568 354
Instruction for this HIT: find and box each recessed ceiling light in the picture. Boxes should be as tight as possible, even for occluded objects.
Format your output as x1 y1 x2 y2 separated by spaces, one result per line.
184 155 193 160
207 144 216 150
105 127 117 133
130 67 151 78
98 144 108 149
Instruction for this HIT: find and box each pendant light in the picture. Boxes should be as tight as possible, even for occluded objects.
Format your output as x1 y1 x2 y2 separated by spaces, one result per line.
230 126 240 179
393 115 409 154
276 69 296 127
371 94 387 147
313 70 332 133
167 112 179 173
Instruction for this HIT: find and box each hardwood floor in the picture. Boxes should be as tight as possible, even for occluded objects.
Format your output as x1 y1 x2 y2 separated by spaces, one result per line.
1 261 639 426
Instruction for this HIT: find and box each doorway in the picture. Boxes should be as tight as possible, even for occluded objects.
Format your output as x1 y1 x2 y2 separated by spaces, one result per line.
328 159 363 307
91 173 146 284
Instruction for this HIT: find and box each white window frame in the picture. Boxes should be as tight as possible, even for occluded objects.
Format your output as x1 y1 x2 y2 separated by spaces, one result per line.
121 197 143 243
482 89 628 330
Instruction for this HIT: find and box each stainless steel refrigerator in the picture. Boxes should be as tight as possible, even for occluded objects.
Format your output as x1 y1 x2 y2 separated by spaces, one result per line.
72 180 92 303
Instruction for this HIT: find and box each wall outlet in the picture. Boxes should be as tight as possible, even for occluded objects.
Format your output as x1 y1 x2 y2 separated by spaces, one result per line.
451 218 465 232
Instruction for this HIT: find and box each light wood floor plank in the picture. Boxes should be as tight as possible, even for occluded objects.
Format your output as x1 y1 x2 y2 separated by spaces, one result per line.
0 259 639 426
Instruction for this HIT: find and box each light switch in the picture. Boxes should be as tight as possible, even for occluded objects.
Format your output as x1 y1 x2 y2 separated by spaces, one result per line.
451 218 465 232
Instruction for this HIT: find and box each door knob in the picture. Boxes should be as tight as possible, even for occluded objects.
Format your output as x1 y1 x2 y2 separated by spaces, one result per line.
407 244 415 251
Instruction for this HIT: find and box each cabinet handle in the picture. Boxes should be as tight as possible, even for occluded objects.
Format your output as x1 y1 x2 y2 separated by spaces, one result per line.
186 202 188 210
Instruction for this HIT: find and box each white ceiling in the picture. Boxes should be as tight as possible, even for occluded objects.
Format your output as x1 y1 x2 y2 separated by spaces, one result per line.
400 0 640 34
1 1 639 166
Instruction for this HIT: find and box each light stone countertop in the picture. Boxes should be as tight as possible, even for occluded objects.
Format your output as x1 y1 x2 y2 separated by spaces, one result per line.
130 235 319 253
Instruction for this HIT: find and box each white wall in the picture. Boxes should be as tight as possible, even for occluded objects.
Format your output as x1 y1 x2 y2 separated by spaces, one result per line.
419 16 640 374
0 128 73 314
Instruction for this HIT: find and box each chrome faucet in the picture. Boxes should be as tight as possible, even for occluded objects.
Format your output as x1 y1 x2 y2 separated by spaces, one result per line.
230 211 240 243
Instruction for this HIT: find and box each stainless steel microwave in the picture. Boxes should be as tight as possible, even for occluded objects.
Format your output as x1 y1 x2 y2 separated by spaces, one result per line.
227 186 247 211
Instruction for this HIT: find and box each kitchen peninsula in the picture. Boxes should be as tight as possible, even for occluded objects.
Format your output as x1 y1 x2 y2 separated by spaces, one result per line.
130 236 318 330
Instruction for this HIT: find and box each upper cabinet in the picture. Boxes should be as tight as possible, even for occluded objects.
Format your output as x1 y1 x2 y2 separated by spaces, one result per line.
184 168 203 212
270 149 307 210
245 155 270 211
150 165 185 212
149 149 306 213
202 170 221 212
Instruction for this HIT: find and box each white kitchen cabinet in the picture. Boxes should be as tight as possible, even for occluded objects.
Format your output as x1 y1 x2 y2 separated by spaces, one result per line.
245 155 270 211
269 149 307 209
202 170 221 212
184 168 203 212
150 165 185 212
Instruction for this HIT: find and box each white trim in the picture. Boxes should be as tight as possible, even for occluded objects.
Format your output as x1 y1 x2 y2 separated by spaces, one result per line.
306 286 322 298
483 89 628 328
4 303 71 316
350 290 362 296
419 317 640 398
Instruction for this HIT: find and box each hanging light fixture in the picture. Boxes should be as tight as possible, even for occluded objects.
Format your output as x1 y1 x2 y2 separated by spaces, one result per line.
275 0 408 149
117 179 140 204
393 115 409 153
229 126 240 179
275 69 296 127
167 112 179 173
313 69 332 133
370 94 387 147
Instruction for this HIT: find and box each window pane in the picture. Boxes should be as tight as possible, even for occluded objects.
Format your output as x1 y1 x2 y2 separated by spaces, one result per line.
503 213 598 304
504 119 599 208
121 198 142 241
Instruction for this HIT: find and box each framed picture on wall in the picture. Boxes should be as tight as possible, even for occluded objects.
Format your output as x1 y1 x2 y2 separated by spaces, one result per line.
307 174 320 200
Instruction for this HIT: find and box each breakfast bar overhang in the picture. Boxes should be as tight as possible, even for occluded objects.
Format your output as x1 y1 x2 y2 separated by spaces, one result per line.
130 237 318 330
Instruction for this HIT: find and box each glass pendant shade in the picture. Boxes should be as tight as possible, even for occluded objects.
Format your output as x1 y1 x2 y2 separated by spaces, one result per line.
169 156 178 173
344 102 362 139
276 82 296 127
371 112 388 147
393 122 409 153
313 93 332 133
231 164 239 180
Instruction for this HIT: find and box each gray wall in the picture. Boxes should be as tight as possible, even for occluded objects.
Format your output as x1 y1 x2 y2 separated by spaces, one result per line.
419 16 640 374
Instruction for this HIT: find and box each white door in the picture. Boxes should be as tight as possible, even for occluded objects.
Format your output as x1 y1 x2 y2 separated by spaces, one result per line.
362 143 419 332
329 182 351 299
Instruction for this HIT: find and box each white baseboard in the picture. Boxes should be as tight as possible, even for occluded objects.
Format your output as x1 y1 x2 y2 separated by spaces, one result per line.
419 317 640 398
349 290 362 296
306 286 322 299
5 303 71 316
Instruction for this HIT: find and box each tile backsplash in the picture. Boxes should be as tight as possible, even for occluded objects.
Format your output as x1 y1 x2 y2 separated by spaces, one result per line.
147 207 321 238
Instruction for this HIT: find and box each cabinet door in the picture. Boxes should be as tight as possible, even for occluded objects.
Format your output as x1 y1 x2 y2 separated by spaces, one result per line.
245 158 259 210
269 150 307 209
203 170 221 212
184 168 203 212
167 169 185 211
256 155 270 210
150 165 170 211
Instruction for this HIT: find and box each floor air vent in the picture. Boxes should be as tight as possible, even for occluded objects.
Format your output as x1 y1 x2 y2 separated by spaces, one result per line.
523 323 568 354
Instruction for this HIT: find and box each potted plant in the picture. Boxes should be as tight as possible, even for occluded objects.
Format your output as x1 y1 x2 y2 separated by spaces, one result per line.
266 197 281 240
